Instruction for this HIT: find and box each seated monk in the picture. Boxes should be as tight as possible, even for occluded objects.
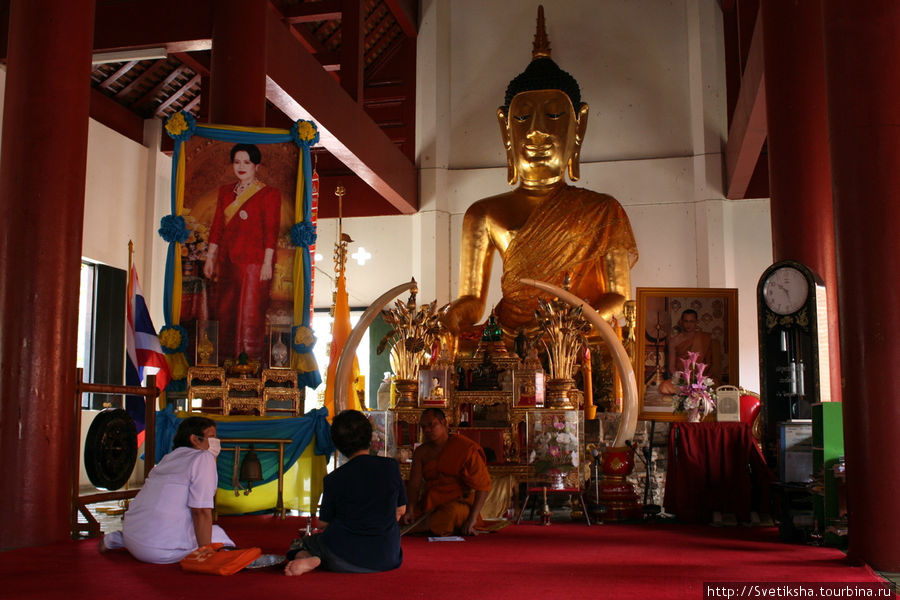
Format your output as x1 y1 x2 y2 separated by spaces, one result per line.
403 408 492 536
444 7 638 346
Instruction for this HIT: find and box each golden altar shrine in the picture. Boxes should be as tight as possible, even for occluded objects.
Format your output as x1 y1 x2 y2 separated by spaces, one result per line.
186 365 304 417
392 346 588 514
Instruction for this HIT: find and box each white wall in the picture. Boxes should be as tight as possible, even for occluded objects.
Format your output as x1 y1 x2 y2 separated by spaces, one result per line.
82 118 172 327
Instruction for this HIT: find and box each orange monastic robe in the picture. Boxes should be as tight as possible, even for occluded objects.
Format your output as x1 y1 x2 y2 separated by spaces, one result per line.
422 435 492 536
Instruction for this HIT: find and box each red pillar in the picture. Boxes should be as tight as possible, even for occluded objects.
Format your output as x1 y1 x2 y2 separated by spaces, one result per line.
209 0 268 126
761 0 842 405
821 0 900 572
0 0 95 548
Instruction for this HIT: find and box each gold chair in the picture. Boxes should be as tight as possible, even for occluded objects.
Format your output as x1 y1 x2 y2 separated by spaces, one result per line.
187 366 226 415
261 368 303 417
224 377 265 416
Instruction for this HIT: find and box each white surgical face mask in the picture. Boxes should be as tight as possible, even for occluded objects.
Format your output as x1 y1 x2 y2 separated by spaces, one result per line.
206 437 221 458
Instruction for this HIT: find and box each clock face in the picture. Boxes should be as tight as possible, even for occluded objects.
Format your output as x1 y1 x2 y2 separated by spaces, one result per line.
763 266 809 315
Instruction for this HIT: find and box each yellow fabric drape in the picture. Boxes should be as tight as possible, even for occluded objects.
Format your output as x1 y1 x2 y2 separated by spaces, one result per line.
324 271 361 420
215 441 327 516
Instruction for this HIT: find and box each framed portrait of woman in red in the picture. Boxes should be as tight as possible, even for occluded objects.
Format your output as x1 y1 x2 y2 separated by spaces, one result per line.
161 113 322 388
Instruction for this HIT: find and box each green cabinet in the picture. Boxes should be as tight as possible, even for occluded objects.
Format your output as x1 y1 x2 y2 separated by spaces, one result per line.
811 402 846 546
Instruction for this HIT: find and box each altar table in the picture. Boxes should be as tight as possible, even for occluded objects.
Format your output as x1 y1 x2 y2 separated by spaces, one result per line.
663 422 773 523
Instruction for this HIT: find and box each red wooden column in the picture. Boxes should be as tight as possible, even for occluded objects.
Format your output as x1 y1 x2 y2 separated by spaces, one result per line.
210 0 268 126
760 0 842 405
0 0 95 548
821 0 900 572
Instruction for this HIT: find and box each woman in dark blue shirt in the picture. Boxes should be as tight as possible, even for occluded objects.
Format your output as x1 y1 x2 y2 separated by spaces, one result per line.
285 410 407 575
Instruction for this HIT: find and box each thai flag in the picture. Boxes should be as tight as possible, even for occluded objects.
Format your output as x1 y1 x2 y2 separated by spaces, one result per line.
125 265 170 436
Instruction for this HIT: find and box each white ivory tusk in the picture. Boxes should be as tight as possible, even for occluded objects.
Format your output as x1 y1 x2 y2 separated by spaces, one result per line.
520 278 638 447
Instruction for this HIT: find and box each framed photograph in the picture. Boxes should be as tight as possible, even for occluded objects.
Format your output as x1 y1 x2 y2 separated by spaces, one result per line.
193 320 219 366
635 287 739 421
267 325 292 369
418 368 449 408
513 370 545 407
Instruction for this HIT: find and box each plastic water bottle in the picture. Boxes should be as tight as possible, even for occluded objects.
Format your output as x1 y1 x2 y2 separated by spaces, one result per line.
377 373 392 410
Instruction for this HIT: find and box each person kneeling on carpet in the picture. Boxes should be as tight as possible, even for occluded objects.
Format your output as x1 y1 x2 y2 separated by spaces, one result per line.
98 416 235 564
284 409 407 576
401 408 492 536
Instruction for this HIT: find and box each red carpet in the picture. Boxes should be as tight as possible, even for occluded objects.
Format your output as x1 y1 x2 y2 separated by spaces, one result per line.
1 516 893 600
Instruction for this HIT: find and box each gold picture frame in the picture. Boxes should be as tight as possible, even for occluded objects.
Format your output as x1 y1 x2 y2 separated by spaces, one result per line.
418 368 449 408
635 287 739 421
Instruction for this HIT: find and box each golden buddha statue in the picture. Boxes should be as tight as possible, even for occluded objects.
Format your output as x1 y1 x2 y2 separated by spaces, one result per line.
444 6 638 343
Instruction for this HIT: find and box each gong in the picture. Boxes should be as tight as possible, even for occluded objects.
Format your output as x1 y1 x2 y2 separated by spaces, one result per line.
84 408 138 490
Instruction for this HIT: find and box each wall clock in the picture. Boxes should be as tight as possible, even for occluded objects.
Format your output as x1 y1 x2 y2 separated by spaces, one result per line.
757 260 831 465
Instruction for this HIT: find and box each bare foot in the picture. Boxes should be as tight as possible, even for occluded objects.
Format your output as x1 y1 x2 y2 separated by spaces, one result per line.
97 534 109 554
284 556 321 576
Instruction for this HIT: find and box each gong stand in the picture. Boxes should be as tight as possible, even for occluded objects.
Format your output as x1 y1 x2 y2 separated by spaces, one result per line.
71 368 159 539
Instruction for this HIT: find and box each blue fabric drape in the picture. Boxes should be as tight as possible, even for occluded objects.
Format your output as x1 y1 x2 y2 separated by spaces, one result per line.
155 405 334 487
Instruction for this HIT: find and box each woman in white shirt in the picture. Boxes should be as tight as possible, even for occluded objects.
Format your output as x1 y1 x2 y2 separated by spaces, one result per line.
99 416 234 563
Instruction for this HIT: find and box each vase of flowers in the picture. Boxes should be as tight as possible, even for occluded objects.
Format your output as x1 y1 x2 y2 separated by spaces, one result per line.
533 294 592 409
528 412 581 489
671 351 717 422
376 291 444 408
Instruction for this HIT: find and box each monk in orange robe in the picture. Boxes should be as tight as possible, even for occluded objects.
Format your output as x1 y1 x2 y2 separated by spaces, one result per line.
403 409 492 536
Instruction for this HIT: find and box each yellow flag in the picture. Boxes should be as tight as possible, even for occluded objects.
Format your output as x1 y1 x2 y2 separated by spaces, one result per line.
324 271 362 421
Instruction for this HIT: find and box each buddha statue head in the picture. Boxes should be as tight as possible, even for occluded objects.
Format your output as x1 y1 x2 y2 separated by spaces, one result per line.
498 6 590 187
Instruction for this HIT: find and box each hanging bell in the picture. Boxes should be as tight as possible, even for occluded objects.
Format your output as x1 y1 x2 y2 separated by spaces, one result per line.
239 444 263 494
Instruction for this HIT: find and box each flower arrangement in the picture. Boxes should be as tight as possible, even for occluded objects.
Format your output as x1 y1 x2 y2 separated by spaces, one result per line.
159 325 188 354
671 351 717 421
528 413 580 475
376 291 443 381
292 119 320 145
164 111 196 140
533 296 592 379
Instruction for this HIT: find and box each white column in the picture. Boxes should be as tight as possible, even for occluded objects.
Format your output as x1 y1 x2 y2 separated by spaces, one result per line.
414 0 453 304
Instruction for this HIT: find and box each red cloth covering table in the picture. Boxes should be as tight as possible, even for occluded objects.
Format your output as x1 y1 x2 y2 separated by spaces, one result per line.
663 422 773 523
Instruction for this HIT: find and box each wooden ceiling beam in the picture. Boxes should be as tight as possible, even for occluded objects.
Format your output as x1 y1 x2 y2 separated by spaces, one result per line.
285 23 341 70
171 51 210 77
89 87 145 145
115 58 166 100
98 60 138 91
156 73 201 116
383 0 417 38
340 0 364 102
282 0 342 23
725 7 767 200
92 0 213 53
264 6 417 214
134 65 185 111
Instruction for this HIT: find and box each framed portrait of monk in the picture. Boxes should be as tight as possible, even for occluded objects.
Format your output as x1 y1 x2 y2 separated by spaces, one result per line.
635 287 738 421
159 113 322 388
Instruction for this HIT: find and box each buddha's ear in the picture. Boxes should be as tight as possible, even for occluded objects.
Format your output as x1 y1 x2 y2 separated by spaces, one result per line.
568 102 590 182
498 106 517 185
